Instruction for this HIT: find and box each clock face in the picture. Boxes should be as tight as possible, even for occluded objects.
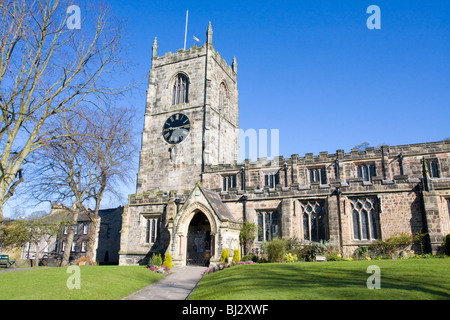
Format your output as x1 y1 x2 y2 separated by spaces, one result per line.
162 113 191 144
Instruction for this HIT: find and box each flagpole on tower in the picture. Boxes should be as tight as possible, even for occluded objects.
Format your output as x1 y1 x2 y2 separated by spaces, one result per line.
184 10 189 50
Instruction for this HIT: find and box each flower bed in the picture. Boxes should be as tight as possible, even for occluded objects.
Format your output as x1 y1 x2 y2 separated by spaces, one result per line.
204 260 257 275
149 265 170 275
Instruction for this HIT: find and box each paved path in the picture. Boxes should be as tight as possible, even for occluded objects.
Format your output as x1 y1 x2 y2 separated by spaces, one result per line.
0 267 35 273
121 266 206 300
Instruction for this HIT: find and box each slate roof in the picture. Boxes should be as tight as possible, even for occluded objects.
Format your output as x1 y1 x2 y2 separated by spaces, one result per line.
202 188 237 222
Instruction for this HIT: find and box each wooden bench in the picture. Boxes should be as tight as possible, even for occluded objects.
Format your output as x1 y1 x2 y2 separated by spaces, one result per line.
0 255 15 268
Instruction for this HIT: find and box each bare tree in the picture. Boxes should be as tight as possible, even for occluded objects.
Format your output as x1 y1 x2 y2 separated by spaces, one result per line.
0 0 130 222
27 106 136 265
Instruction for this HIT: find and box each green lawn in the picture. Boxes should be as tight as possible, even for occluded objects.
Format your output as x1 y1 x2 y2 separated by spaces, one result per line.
189 259 450 300
0 266 164 300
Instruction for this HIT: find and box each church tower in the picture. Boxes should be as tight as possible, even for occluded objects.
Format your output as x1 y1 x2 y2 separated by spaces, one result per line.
119 23 242 267
136 22 239 194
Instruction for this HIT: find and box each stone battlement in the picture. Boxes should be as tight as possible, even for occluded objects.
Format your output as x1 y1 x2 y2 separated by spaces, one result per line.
204 140 450 172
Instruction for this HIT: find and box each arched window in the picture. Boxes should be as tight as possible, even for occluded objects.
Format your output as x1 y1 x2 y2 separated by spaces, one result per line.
172 73 189 105
351 198 379 240
300 200 327 242
219 82 227 113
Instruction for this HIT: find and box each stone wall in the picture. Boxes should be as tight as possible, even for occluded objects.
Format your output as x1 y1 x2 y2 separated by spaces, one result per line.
200 140 450 256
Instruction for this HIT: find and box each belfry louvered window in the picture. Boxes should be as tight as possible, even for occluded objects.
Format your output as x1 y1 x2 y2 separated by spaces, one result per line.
172 74 189 105
351 198 379 240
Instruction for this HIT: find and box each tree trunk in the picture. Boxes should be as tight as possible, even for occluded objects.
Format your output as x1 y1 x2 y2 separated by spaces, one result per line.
61 210 79 266
34 242 40 267
0 203 4 225
87 217 100 263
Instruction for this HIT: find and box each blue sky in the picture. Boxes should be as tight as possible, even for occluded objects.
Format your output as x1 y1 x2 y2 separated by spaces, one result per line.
110 0 449 154
5 0 450 217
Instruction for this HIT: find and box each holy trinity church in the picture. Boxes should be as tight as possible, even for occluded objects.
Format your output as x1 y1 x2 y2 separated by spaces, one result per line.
118 23 450 266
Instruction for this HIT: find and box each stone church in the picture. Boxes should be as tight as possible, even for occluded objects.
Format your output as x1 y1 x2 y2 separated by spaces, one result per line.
118 23 450 266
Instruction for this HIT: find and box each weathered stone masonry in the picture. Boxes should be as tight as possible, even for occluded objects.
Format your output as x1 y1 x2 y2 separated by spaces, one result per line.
119 23 450 266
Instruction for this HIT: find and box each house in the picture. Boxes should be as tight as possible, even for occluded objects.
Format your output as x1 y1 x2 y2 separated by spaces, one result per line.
20 206 123 265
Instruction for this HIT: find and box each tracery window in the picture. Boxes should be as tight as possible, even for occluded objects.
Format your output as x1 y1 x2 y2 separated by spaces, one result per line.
351 198 379 240
300 200 327 242
172 73 189 105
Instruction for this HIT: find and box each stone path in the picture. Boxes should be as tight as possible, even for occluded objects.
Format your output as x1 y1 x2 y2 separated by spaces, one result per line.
121 266 206 300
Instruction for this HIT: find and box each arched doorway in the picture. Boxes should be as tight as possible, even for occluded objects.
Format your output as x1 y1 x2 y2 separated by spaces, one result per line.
186 211 211 266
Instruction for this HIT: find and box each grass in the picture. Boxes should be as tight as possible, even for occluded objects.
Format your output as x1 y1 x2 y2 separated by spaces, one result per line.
189 258 450 300
0 265 164 300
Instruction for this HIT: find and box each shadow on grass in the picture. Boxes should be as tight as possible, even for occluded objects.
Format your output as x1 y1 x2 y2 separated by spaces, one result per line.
190 261 450 300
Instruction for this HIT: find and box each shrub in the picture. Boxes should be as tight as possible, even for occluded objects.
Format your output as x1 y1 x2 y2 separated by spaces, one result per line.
264 238 287 263
297 241 327 261
220 249 229 262
240 222 257 255
232 249 240 263
369 233 415 258
327 253 343 261
285 252 298 263
148 253 163 267
162 253 173 269
355 246 371 260
242 254 258 262
75 256 96 266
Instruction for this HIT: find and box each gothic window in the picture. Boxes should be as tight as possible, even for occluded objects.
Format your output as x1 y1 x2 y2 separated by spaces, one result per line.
309 167 327 184
300 200 327 242
222 175 237 191
219 82 227 114
351 198 379 240
264 172 280 189
172 73 189 105
146 217 159 243
257 211 279 241
357 163 376 182
426 159 440 178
